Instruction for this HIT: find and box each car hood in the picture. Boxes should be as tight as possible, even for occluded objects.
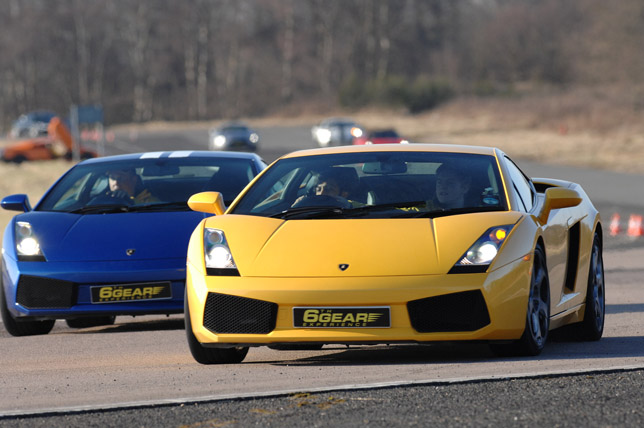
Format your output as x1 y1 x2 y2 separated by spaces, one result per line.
202 212 523 277
17 211 207 262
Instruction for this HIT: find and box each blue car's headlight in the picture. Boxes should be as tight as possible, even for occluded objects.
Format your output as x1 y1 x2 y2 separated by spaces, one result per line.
449 225 514 274
15 221 46 261
204 228 239 276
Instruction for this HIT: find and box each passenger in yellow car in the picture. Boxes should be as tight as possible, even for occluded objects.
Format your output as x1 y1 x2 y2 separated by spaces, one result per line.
431 163 472 209
399 163 472 213
107 168 160 204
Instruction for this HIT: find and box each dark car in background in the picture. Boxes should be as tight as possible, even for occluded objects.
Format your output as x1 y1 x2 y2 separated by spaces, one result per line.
208 122 260 152
311 118 364 147
9 111 56 138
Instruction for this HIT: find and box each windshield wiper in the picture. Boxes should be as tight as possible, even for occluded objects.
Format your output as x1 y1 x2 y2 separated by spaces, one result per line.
69 204 131 214
269 200 428 220
127 201 190 212
411 206 504 218
344 200 427 215
270 205 345 220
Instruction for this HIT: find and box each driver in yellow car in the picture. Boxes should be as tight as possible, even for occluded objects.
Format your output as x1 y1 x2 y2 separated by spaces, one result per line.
292 169 359 208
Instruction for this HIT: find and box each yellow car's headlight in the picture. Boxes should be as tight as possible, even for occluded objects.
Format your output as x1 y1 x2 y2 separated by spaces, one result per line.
204 228 239 276
450 225 514 274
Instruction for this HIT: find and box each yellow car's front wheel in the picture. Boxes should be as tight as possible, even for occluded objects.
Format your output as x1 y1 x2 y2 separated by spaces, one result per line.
490 244 550 356
185 290 249 364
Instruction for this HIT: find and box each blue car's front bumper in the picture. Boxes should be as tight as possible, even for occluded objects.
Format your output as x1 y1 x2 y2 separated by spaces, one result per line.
2 257 186 319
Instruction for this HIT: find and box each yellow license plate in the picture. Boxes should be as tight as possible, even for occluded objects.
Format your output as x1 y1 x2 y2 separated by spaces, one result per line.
91 282 171 303
293 307 390 328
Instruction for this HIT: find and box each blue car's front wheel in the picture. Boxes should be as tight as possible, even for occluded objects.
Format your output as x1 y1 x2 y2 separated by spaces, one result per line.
1 283 55 336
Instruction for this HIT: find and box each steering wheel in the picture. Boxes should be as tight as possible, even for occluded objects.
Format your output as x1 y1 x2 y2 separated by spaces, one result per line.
292 195 352 209
87 191 134 206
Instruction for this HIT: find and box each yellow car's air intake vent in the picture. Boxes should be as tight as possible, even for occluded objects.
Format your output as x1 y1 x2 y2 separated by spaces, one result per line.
203 292 277 334
16 275 75 309
407 290 490 333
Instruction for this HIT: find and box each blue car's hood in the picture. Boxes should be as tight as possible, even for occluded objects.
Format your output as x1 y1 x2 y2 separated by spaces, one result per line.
16 211 207 262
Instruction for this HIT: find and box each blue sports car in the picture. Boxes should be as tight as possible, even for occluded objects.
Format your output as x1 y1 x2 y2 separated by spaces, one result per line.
1 150 266 336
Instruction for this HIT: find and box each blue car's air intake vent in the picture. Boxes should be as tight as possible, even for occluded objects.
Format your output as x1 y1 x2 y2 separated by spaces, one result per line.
407 290 490 332
16 275 75 309
203 292 277 334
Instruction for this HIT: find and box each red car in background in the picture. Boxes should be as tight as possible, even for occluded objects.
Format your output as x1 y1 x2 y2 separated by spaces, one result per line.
352 128 410 145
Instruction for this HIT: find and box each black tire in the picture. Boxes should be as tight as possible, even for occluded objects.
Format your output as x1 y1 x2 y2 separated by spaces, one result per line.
12 155 27 164
184 291 248 364
66 316 116 329
576 233 605 340
1 283 55 336
490 245 550 357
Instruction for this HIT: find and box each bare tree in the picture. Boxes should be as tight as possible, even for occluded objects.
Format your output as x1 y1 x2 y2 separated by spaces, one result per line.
122 1 154 122
0 0 642 129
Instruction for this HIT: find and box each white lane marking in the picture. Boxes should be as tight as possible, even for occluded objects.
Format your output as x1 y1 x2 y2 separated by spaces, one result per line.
169 151 193 157
140 152 165 159
2 363 643 418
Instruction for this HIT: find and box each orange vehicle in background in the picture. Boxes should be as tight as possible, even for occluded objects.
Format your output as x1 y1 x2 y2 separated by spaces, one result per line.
1 117 98 163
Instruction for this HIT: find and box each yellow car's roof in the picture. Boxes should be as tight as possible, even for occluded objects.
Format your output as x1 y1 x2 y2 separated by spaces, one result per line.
280 143 500 159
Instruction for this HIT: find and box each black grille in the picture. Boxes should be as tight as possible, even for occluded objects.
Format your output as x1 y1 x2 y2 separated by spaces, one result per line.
407 290 490 333
203 293 277 334
16 275 75 309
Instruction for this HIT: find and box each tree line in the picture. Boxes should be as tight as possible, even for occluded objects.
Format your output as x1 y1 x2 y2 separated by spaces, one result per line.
1 0 642 129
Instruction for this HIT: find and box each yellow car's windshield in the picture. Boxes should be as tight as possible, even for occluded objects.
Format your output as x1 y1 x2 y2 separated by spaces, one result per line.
232 151 508 219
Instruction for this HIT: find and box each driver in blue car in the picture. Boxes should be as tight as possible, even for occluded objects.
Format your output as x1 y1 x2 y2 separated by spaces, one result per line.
107 168 159 204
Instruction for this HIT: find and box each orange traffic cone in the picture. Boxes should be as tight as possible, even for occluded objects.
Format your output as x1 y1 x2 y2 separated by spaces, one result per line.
627 214 644 237
609 213 621 236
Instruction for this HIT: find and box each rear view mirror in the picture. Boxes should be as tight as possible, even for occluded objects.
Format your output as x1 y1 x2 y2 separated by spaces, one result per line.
362 160 407 174
142 164 181 176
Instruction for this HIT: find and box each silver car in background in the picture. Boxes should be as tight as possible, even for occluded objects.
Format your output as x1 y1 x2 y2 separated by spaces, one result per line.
9 111 56 138
311 118 364 147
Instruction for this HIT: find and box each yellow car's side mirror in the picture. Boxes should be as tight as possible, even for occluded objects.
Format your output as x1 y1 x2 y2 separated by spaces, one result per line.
187 191 225 215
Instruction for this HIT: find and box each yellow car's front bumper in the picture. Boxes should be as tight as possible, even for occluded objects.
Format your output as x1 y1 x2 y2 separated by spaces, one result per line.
186 256 532 347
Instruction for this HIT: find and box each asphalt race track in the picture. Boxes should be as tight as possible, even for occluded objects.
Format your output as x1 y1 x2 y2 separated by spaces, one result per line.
1 125 643 426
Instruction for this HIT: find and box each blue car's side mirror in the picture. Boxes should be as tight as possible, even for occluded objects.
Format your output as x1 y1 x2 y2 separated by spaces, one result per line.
1 194 32 212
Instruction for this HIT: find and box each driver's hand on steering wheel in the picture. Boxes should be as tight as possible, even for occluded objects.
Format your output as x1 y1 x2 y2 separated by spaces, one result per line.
110 190 131 200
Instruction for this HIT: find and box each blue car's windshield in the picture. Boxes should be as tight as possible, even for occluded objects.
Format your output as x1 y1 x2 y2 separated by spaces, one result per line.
231 151 507 219
37 157 258 213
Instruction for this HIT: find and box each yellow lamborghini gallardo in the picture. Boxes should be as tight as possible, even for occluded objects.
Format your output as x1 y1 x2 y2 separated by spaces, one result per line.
184 144 605 364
